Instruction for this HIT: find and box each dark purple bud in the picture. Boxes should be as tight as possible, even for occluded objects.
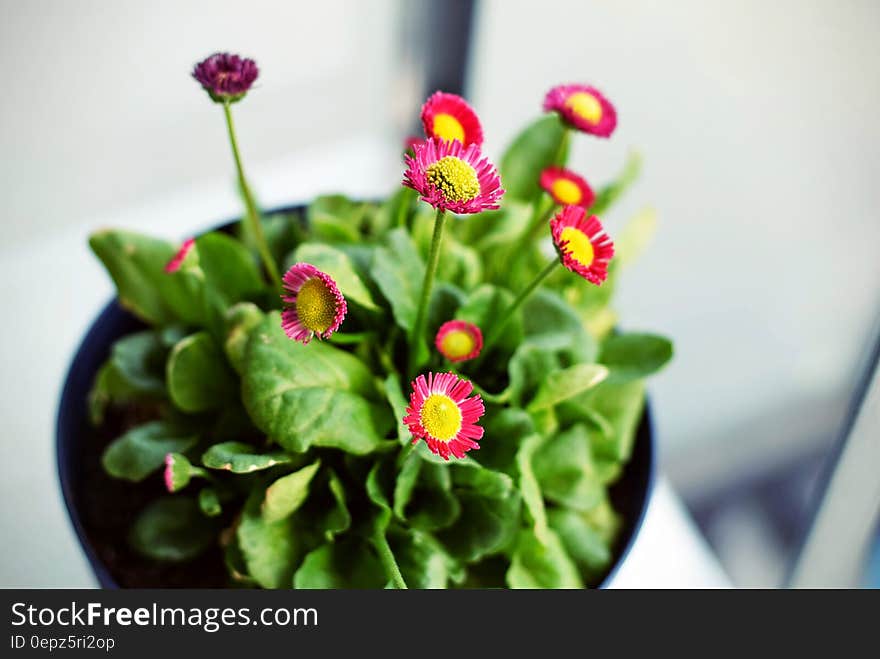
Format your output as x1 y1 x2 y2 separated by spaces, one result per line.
192 52 259 103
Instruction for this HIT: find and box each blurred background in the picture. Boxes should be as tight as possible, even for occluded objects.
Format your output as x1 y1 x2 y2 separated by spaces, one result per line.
1 0 878 587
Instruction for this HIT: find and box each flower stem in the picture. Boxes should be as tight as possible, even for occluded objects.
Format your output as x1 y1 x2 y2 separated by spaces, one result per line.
409 208 447 377
373 531 408 589
553 127 571 166
482 258 559 355
222 102 282 291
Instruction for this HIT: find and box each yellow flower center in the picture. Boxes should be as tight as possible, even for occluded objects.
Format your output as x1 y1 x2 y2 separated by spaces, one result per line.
295 277 338 333
440 329 476 360
550 178 583 205
565 92 603 125
420 393 463 441
432 113 466 143
560 226 595 266
426 156 480 203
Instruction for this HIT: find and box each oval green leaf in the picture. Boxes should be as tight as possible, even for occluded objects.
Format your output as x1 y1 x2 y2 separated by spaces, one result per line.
241 313 393 454
129 496 216 562
201 441 294 473
166 331 236 412
101 421 197 482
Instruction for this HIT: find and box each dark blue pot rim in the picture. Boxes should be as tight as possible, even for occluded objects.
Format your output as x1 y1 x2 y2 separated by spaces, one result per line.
55 206 656 589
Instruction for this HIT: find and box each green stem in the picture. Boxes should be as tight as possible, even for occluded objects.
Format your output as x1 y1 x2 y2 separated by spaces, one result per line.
553 127 571 166
408 208 447 377
374 531 408 589
482 258 559 355
222 102 282 291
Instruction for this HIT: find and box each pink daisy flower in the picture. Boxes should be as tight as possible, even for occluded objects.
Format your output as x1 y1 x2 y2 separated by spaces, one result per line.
404 372 484 461
164 238 195 273
540 166 595 209
543 84 617 137
420 91 484 147
281 263 347 344
403 138 504 214
550 206 615 285
435 320 483 363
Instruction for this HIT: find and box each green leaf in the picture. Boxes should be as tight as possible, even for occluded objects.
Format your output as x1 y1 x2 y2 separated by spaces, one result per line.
600 332 673 383
129 496 215 562
393 453 421 519
195 231 264 304
436 466 520 562
365 461 393 532
500 115 569 202
88 362 132 425
368 186 414 237
223 302 265 375
237 488 308 589
391 529 464 589
201 441 294 473
109 330 168 396
532 424 604 512
548 508 612 576
198 487 222 517
426 283 465 338
582 498 622 546
516 434 550 545
394 455 460 531
263 212 302 267
369 228 425 335
457 284 523 357
293 243 379 311
522 289 598 362
506 344 560 408
166 331 236 412
307 195 364 243
262 461 322 523
615 207 657 267
477 407 535 473
101 421 197 482
527 363 609 412
224 535 257 586
441 237 483 290
473 202 531 253
450 461 516 496
242 313 392 454
383 373 411 446
506 529 583 589
314 469 351 541
591 151 642 216
582 381 646 462
89 229 204 325
293 538 385 589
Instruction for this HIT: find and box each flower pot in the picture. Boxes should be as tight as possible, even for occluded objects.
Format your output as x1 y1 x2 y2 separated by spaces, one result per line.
56 209 655 589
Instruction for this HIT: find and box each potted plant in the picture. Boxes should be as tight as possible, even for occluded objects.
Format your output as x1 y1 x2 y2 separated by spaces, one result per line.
57 53 671 588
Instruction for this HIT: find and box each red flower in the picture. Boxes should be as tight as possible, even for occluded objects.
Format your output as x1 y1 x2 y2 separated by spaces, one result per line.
540 167 595 208
543 84 617 137
404 372 484 460
435 320 483 363
421 91 484 147
550 206 614 285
